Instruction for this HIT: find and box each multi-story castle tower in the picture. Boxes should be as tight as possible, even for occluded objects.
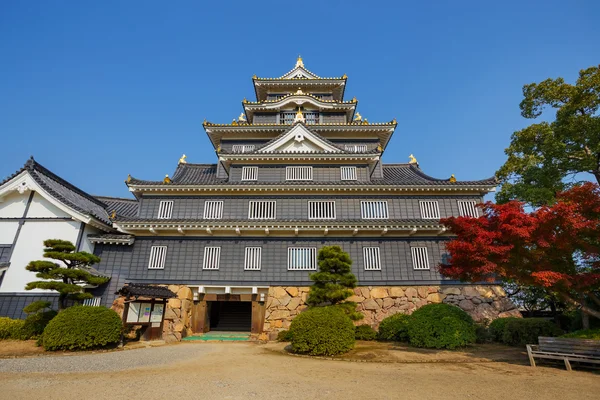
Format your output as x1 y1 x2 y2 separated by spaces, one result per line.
82 57 511 341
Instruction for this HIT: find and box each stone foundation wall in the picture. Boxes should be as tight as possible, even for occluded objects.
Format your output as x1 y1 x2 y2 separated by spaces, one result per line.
263 285 520 338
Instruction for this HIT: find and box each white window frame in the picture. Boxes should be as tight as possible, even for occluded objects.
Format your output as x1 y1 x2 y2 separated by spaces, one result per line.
411 247 430 270
232 144 255 153
360 200 389 219
248 200 277 220
83 297 101 307
457 200 479 218
286 166 313 181
203 201 223 219
157 200 173 219
241 166 258 181
244 247 262 271
419 200 441 219
345 144 368 153
340 166 357 181
202 247 221 270
148 246 167 269
308 201 336 220
363 247 381 271
287 247 317 270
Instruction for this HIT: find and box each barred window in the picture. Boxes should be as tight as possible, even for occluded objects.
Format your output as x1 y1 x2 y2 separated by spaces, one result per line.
280 112 296 124
308 201 336 220
458 200 479 218
83 297 101 307
232 145 255 153
286 166 313 181
340 166 357 181
244 247 262 270
241 167 258 181
419 201 440 219
345 144 368 153
148 246 167 269
304 112 319 125
363 247 381 271
287 247 317 270
248 201 277 219
157 201 173 219
203 201 223 219
411 247 430 270
361 201 389 219
203 247 221 270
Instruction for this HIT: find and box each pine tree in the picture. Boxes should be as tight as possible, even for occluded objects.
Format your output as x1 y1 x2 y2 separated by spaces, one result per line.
307 245 358 306
25 239 109 310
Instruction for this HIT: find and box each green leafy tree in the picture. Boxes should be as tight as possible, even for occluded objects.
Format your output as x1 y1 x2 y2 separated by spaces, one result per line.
496 65 600 206
25 239 108 310
306 245 357 306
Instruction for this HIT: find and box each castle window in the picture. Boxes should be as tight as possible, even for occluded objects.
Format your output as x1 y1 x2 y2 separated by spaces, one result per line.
287 247 317 270
248 201 277 219
83 297 101 307
363 247 381 271
280 112 296 124
340 166 357 181
286 166 313 181
345 144 368 153
457 200 479 218
157 201 173 219
304 112 319 125
419 201 440 219
361 201 389 219
232 145 255 153
308 201 336 220
148 246 167 269
202 247 221 270
203 201 223 219
244 247 262 271
411 247 430 270
241 167 258 181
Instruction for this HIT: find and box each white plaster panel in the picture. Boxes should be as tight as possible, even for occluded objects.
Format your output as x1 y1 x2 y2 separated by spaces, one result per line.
27 192 72 218
0 192 28 218
0 220 80 293
79 224 100 253
0 221 19 244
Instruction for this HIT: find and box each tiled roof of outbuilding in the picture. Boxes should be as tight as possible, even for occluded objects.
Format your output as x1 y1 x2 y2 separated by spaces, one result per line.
116 284 176 299
95 196 139 218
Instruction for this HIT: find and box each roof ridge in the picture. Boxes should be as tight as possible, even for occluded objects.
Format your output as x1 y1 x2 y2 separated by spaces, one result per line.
252 122 348 153
95 195 138 203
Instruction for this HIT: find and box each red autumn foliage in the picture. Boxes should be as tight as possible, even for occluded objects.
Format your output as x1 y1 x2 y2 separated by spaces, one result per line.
439 183 600 318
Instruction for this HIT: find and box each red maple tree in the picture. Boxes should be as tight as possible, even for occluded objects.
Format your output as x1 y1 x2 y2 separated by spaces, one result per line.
439 183 600 321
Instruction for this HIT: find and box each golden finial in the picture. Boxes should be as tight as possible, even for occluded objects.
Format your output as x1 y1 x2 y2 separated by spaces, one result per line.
238 112 246 122
342 73 347 79
377 144 383 152
295 87 304 95
392 118 397 124
125 174 132 183
449 174 457 183
294 109 305 123
110 210 117 220
252 74 257 79
295 55 304 68
179 154 187 164
363 118 369 125
203 119 207 125
354 111 362 122
352 96 357 103
232 119 238 126
242 98 248 104
163 174 171 184
408 154 418 165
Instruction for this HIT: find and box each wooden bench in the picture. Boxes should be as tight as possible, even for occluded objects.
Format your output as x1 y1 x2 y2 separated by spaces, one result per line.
526 337 600 371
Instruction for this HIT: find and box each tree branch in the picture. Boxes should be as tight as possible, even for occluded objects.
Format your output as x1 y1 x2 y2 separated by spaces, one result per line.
561 293 600 320
589 292 600 308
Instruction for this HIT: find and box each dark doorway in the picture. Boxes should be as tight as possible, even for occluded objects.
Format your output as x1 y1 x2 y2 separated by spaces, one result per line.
209 301 252 332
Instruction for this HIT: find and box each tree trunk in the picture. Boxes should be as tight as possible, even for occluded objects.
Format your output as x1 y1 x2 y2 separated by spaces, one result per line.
561 293 600 322
58 293 66 311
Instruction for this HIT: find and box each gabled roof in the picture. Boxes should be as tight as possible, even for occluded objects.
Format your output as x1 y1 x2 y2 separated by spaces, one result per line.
95 196 139 218
253 56 345 81
255 123 345 154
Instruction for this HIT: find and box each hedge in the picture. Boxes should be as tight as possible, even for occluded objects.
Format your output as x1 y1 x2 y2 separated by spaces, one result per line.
289 306 355 356
0 317 26 340
21 310 57 339
378 313 411 342
42 306 122 351
407 304 476 349
488 317 519 342
355 324 377 341
561 328 600 340
501 318 562 346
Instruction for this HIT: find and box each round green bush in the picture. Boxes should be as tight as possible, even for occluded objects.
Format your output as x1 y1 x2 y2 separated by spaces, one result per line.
0 317 26 340
501 318 562 346
355 324 377 341
42 306 122 351
277 329 293 342
488 317 519 342
21 310 57 340
290 306 355 356
407 304 476 349
378 313 411 341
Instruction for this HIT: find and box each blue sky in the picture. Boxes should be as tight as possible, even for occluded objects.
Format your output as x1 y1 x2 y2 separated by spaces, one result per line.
1 1 598 199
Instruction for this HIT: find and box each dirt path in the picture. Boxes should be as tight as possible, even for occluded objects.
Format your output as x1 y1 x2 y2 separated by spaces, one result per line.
0 342 598 400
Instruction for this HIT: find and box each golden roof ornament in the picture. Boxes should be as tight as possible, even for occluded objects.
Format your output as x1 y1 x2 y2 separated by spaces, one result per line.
110 210 117 220
295 55 304 68
163 174 171 184
342 73 348 79
295 87 304 95
252 74 257 79
242 98 248 104
125 174 131 183
238 112 247 122
179 154 187 164
408 154 418 165
294 109 305 123
354 111 362 122
377 144 383 152
449 174 457 183
363 118 369 125
216 145 221 153
392 118 397 124
352 97 357 103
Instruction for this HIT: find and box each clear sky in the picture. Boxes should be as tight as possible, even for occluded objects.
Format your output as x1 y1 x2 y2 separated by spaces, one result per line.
1 1 598 199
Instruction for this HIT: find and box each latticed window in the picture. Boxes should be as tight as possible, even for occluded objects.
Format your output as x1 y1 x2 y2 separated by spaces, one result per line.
411 247 430 270
148 246 167 269
345 144 368 153
286 166 312 181
304 112 319 125
203 201 223 219
232 145 255 153
308 201 336 220
287 247 317 270
241 167 258 181
340 166 357 181
363 247 381 270
83 297 101 306
361 201 389 219
203 247 221 270
244 247 262 270
280 112 296 124
419 201 440 219
157 201 173 219
248 201 276 219
457 200 478 218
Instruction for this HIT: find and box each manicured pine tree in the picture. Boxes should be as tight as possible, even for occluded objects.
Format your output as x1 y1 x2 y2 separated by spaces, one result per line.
25 239 109 310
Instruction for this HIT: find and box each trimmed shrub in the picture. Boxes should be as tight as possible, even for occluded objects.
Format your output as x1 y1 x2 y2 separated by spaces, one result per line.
42 306 122 351
290 306 355 356
488 317 519 342
355 324 377 341
0 317 26 340
561 328 600 340
475 324 491 344
378 313 411 342
407 304 476 349
21 310 57 340
501 318 562 346
277 329 293 342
